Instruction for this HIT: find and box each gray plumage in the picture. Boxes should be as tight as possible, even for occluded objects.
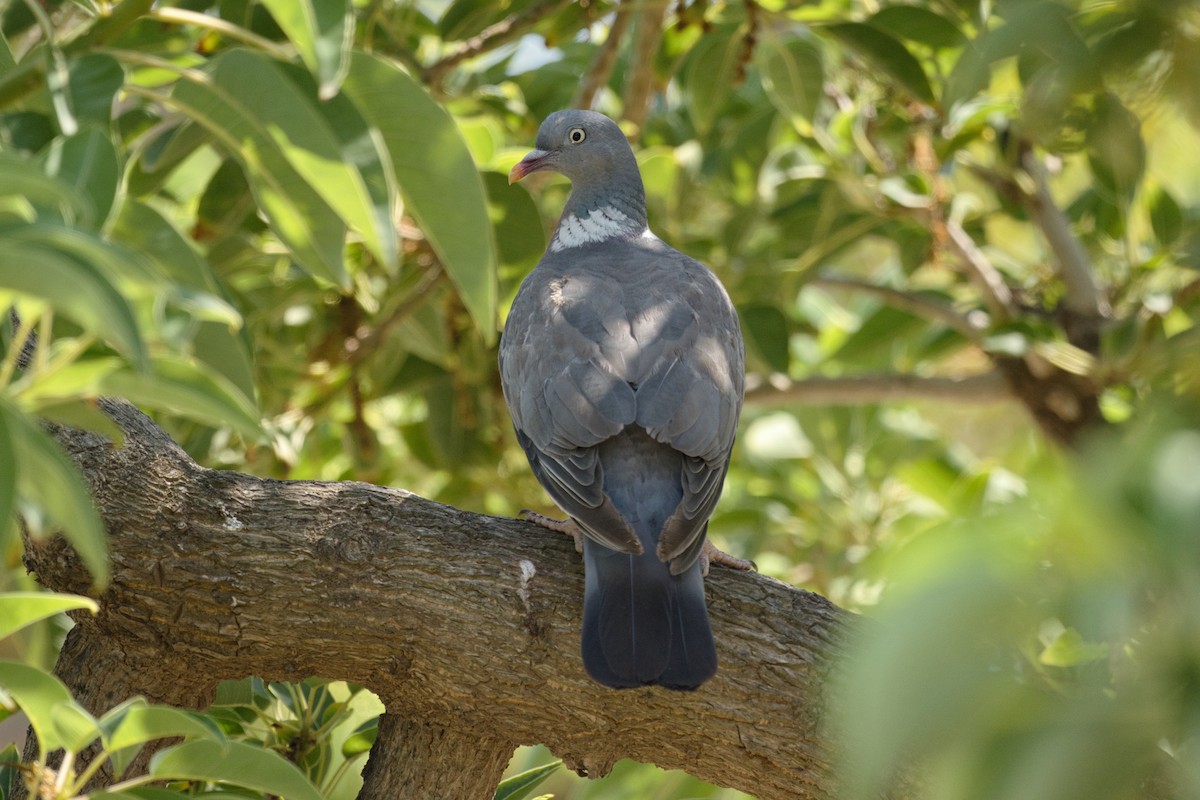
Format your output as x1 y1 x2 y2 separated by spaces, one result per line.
500 110 744 690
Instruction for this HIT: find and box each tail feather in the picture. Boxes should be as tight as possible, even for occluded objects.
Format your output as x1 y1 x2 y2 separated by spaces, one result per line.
582 538 716 690
581 427 718 690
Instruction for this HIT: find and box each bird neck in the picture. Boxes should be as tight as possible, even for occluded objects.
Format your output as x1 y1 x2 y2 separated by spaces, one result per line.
552 178 649 253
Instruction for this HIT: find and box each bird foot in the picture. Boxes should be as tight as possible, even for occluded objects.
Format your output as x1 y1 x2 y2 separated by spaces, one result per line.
520 509 584 553
699 541 757 577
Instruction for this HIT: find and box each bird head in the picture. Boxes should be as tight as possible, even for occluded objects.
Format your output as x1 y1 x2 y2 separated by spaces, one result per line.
508 110 635 185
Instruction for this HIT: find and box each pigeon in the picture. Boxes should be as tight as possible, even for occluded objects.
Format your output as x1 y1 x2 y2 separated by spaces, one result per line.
500 110 747 690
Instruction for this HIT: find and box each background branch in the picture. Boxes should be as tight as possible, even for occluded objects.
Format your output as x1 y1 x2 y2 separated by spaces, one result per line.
574 1 633 109
24 399 849 800
944 218 1017 323
745 371 1008 406
423 0 577 84
811 276 984 340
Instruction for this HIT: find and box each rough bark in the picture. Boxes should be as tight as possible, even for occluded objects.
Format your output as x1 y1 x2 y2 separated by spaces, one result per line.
21 399 849 800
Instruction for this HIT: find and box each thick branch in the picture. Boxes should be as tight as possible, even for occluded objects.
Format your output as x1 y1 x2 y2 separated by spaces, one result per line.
25 399 848 800
745 371 1009 407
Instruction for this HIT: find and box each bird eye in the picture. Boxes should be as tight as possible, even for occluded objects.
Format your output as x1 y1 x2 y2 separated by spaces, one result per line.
568 127 586 144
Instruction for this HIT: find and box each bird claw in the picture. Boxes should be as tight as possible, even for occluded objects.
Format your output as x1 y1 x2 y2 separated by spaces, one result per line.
699 540 757 577
520 509 585 553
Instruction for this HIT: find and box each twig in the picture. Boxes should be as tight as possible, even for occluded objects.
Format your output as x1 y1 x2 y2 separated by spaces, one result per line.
622 0 667 131
811 276 984 340
341 266 445 367
745 371 1008 406
574 1 633 109
1021 152 1109 321
148 7 292 59
944 218 1016 323
422 0 576 84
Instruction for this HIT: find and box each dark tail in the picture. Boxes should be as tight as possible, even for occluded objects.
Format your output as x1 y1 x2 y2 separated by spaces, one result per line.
581 536 717 690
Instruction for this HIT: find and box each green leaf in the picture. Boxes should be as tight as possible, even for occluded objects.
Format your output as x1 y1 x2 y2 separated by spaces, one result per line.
342 52 498 342
683 30 743 134
100 701 225 752
825 23 935 104
67 54 124 127
259 0 352 99
0 592 98 641
98 357 262 439
51 699 100 752
41 128 120 231
1148 186 1183 246
1087 93 1144 205
150 740 324 800
0 238 146 368
742 305 791 373
1039 625 1109 667
0 660 77 753
0 412 14 560
492 759 562 800
339 716 376 757
213 49 396 273
276 60 398 269
169 52 347 285
0 151 88 220
757 36 825 128
868 6 966 50
0 29 15 74
1 401 108 585
0 744 17 800
110 199 220 294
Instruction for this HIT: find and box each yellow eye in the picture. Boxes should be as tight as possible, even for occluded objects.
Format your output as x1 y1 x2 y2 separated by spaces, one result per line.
568 127 586 144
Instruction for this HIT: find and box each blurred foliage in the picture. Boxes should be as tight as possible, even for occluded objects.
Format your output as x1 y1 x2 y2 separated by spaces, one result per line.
0 0 1198 796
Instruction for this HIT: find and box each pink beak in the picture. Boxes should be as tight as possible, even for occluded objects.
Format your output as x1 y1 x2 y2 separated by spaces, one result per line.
509 149 554 184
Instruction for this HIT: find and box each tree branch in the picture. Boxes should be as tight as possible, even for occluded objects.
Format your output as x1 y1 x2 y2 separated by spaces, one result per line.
745 371 1008 407
24 399 849 800
422 0 577 84
574 1 633 109
944 218 1017 323
1019 153 1110 354
811 276 984 340
621 0 667 131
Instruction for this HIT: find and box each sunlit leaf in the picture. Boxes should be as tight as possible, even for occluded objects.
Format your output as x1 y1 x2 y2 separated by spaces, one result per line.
259 0 352 99
97 357 262 439
100 700 225 752
342 52 497 341
169 53 347 285
150 740 324 800
0 238 146 368
339 716 376 757
0 592 98 642
492 759 562 800
0 660 77 753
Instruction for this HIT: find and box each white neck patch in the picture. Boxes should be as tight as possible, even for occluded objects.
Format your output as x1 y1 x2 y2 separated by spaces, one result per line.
551 206 645 252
